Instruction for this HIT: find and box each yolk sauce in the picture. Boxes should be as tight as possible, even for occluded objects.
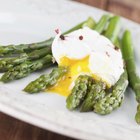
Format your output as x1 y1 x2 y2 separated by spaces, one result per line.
47 55 110 96
48 56 91 96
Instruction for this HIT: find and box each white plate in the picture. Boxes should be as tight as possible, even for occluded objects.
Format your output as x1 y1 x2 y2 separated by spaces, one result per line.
0 0 140 140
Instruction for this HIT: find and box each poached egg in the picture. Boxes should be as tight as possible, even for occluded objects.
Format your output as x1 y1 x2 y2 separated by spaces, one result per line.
49 27 124 96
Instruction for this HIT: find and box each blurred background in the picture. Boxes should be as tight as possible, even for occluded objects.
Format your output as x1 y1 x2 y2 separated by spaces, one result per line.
0 0 140 140
74 0 140 23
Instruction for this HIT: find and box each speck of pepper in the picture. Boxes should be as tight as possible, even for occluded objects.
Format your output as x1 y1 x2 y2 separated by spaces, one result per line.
79 35 83 40
114 46 119 51
68 76 71 79
55 29 59 34
106 51 110 57
60 35 65 40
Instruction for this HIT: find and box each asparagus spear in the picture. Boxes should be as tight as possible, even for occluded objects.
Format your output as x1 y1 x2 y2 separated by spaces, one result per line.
0 47 52 72
93 14 111 33
82 17 96 29
93 71 128 115
121 30 140 124
0 37 53 57
0 17 95 57
80 81 106 112
24 67 67 93
66 75 93 110
1 54 53 82
104 16 121 43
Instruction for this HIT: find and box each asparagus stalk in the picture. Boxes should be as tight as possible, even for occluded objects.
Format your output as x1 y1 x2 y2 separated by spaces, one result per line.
66 75 93 110
93 14 111 33
1 54 54 82
80 81 106 112
121 30 140 124
24 67 67 93
82 17 96 29
0 47 52 72
0 37 53 57
93 71 128 115
104 16 121 43
0 17 95 57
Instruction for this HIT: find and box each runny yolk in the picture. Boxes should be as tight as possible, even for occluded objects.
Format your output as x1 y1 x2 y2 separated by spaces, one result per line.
48 56 91 96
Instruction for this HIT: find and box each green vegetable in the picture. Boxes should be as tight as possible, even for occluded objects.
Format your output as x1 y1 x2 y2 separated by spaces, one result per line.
94 14 111 33
24 67 67 93
104 16 121 43
0 37 53 57
1 54 53 82
121 30 140 124
80 81 106 112
0 47 52 72
66 75 93 110
82 17 96 29
93 71 128 114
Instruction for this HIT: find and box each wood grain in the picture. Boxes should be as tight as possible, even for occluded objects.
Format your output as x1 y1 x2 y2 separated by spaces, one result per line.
75 0 140 23
107 0 140 23
0 0 140 140
0 112 76 140
74 0 108 9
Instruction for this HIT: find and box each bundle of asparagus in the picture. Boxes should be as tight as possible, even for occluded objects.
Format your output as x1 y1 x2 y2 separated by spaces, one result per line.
0 14 140 124
0 47 52 72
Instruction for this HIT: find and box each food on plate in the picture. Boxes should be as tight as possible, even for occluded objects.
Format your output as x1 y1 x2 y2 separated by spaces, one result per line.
0 47 52 72
1 54 53 82
121 30 140 124
24 67 67 93
0 14 139 124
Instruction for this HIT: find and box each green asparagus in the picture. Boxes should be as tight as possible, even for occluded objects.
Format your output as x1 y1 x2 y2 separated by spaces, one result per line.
0 37 53 57
66 75 93 110
93 71 128 115
93 14 111 33
24 67 67 93
121 30 140 124
104 16 121 43
1 54 53 82
0 47 52 72
82 17 96 29
80 81 106 112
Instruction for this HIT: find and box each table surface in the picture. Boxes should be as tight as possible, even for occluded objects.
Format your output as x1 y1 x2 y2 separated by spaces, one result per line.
0 0 140 140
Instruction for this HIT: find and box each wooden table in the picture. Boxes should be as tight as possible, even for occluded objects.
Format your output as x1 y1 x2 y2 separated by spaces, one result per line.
0 0 140 140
